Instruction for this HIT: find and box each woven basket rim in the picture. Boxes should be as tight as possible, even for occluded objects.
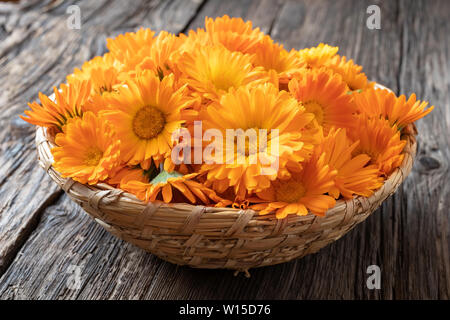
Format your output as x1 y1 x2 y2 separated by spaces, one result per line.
34 83 417 225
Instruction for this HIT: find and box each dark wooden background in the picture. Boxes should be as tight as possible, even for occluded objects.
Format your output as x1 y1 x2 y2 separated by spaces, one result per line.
0 0 448 300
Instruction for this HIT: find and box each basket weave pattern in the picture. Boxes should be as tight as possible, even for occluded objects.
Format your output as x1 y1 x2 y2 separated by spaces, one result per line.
35 122 417 270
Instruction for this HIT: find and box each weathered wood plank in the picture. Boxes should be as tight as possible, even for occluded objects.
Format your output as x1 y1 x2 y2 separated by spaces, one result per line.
392 0 450 299
0 0 448 300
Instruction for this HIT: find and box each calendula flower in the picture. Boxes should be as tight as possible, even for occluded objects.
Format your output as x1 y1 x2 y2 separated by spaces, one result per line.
120 31 183 80
101 72 194 166
353 88 434 128
67 53 122 114
106 28 155 63
317 128 383 199
324 55 374 91
123 171 222 204
349 114 406 176
67 53 122 94
178 15 264 55
251 153 337 218
251 36 305 85
108 165 155 189
51 112 121 185
178 28 209 53
199 83 315 198
298 43 339 68
204 15 265 54
288 68 357 134
21 80 91 130
178 44 268 101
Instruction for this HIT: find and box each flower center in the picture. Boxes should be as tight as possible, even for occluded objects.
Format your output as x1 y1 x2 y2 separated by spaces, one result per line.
209 62 242 92
212 73 241 92
83 147 103 167
132 106 166 140
275 180 306 203
303 100 324 125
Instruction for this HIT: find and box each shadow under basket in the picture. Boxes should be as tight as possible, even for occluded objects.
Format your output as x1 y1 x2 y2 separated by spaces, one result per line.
34 97 417 272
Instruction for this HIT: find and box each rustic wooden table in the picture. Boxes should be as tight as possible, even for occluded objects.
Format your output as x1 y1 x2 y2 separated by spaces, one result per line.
0 0 448 300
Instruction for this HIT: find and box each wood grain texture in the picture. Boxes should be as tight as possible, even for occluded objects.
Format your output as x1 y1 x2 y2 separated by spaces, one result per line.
0 0 448 300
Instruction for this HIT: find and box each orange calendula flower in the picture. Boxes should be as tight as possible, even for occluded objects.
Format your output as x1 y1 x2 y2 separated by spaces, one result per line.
204 15 265 54
21 80 91 130
199 83 315 198
288 68 357 134
317 128 383 199
108 165 152 189
324 55 375 91
178 15 263 54
119 31 183 80
123 171 222 204
349 115 406 176
251 36 305 85
106 28 155 63
298 43 339 68
51 112 121 185
67 53 123 114
178 28 209 53
101 72 194 166
67 53 122 94
178 44 269 101
251 154 337 219
353 88 434 128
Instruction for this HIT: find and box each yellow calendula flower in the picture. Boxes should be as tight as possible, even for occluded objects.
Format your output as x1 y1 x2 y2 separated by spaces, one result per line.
298 43 339 68
101 71 194 167
178 44 269 101
199 83 315 199
51 111 121 185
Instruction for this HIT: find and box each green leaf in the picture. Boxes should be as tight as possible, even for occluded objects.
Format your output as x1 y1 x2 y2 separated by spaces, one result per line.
150 169 183 184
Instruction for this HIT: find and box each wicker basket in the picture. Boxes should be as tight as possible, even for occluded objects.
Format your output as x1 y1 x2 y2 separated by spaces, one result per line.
34 84 417 272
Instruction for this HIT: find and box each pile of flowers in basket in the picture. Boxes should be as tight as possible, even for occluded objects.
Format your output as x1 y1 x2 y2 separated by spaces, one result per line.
22 16 434 219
